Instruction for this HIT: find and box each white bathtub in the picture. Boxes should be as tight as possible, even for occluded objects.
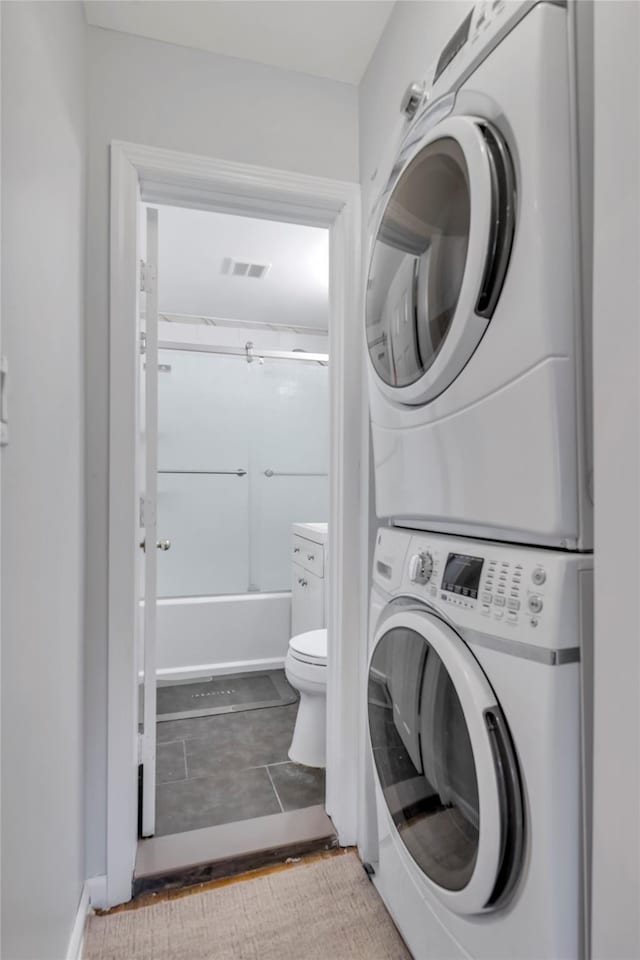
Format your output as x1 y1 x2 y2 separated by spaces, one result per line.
154 592 292 681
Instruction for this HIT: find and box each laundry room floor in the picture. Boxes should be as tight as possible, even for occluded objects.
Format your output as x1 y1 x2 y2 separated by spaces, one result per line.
155 675 325 837
85 851 411 960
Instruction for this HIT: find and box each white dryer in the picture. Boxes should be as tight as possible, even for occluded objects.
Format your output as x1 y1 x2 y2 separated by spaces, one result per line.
366 1 592 550
365 526 592 959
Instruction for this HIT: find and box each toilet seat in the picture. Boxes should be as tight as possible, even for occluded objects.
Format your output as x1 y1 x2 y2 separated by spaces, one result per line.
289 628 327 667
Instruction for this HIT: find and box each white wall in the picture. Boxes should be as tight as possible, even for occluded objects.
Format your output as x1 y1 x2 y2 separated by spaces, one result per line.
85 25 358 878
591 2 640 956
1 3 86 957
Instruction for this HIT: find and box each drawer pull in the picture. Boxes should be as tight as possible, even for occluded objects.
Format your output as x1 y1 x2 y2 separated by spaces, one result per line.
293 546 300 553
298 578 308 587
307 554 315 561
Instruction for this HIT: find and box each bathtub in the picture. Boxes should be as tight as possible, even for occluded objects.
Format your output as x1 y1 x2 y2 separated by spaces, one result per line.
154 592 292 681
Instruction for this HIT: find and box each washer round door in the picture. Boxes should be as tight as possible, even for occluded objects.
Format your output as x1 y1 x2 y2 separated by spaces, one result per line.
368 607 524 915
365 115 516 406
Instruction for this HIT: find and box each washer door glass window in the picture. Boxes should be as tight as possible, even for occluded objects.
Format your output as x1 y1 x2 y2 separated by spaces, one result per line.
366 138 470 391
368 612 524 915
369 625 479 890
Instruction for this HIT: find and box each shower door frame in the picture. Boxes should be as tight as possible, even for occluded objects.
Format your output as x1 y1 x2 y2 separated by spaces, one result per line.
106 139 363 907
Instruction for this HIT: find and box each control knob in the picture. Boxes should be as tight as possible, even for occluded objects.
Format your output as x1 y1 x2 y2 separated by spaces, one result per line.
409 551 434 585
400 82 426 120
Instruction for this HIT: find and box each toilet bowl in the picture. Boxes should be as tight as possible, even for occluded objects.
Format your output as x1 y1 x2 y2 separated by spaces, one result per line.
284 628 327 768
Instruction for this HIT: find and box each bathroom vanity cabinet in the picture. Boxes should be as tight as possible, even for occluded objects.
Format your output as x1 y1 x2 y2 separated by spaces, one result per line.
291 523 328 636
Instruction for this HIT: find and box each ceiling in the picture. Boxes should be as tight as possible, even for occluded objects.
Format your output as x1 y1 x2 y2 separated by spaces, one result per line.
153 204 329 330
84 1 395 85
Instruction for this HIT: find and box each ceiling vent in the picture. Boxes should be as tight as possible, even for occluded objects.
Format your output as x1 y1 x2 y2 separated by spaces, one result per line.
221 257 271 280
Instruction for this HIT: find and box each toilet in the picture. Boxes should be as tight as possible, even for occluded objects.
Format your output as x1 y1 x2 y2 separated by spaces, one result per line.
285 628 327 768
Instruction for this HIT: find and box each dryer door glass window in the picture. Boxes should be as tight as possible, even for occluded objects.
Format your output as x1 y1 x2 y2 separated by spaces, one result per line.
368 625 479 890
366 138 470 389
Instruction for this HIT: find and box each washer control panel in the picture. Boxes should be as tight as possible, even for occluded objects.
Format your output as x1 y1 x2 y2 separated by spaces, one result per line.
372 526 591 654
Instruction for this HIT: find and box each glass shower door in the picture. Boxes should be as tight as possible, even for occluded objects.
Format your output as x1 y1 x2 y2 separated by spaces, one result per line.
157 350 250 597
249 357 329 593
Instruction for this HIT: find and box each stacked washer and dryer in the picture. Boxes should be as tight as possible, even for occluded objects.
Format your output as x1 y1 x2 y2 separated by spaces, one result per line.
363 3 593 959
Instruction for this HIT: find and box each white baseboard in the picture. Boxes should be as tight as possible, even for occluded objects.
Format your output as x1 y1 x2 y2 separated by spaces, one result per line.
66 884 90 960
155 656 286 683
87 874 108 910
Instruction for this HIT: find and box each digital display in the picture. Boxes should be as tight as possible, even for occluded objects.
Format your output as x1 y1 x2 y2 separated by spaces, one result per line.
433 10 473 84
442 553 484 600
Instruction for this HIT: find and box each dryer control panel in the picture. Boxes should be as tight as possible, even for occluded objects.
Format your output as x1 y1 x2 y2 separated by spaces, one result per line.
373 526 592 655
427 0 528 98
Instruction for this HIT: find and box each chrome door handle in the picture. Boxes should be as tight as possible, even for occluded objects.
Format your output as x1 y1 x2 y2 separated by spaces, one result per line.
298 578 308 587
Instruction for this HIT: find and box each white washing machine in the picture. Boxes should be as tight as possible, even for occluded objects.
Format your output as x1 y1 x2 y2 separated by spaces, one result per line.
365 0 592 550
365 526 592 959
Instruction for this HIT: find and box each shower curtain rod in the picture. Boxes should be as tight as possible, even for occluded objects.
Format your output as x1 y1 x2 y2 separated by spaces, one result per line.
157 339 329 364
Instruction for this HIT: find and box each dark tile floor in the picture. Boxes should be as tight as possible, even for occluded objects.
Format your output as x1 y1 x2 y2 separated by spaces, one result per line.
155 680 326 838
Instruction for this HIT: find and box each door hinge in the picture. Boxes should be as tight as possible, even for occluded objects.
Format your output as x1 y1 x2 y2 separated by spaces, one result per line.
139 331 146 356
139 495 145 528
140 259 157 294
0 355 8 447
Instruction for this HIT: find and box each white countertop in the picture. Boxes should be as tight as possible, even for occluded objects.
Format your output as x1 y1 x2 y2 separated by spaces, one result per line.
292 522 328 545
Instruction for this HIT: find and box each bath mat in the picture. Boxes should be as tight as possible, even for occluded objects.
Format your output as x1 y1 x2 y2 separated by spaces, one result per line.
156 670 297 722
84 851 411 960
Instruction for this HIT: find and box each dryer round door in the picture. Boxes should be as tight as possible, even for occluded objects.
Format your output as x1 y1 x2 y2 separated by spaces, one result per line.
368 607 524 915
365 115 515 406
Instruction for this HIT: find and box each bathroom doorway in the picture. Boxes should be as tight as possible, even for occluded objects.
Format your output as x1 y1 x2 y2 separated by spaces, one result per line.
137 202 332 870
107 142 361 908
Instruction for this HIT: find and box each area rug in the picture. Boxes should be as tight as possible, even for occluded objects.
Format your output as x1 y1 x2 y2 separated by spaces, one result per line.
84 851 411 960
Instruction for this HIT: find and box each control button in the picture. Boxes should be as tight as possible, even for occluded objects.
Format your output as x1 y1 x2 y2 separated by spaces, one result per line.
481 603 491 616
494 609 504 621
494 595 506 607
507 598 520 612
530 617 539 628
482 592 493 603
528 595 544 614
507 611 518 623
532 567 546 586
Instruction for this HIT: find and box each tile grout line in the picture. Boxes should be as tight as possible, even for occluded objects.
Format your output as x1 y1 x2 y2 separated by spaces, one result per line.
156 758 295 788
246 759 290 771
265 765 285 814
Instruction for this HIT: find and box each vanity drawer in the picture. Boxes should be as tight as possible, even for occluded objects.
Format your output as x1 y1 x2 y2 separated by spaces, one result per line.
292 534 325 577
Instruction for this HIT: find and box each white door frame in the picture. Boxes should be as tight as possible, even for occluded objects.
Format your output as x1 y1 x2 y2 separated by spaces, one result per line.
107 139 362 907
